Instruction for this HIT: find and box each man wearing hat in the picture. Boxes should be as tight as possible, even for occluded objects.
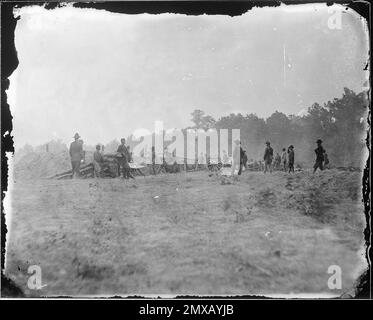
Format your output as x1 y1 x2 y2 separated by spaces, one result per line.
238 143 246 175
116 138 135 179
93 144 104 178
69 133 83 178
242 150 248 170
313 139 326 173
263 141 273 174
287 145 295 173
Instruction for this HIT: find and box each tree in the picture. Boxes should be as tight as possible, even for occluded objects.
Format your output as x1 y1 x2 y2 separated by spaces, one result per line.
323 88 368 166
190 109 216 130
265 111 292 152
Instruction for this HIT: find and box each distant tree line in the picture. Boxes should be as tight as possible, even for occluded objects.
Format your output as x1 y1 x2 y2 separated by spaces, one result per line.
16 88 368 168
189 88 369 167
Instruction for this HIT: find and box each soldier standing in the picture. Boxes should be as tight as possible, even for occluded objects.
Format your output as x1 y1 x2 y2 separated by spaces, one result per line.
242 150 248 170
287 145 295 173
263 141 273 174
238 143 245 175
313 139 326 173
151 146 157 175
117 138 135 179
69 133 83 178
93 144 104 178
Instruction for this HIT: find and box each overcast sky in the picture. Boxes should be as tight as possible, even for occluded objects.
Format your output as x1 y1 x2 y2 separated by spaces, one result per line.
8 3 369 148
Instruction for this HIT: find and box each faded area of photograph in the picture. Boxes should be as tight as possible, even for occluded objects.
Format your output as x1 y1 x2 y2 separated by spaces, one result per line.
4 3 369 297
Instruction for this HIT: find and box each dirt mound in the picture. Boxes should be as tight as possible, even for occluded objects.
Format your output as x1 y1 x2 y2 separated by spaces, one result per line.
283 169 363 224
13 150 96 180
14 151 71 180
255 188 277 208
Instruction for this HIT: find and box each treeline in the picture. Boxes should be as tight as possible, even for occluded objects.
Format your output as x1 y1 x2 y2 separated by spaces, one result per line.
189 88 369 167
16 88 368 168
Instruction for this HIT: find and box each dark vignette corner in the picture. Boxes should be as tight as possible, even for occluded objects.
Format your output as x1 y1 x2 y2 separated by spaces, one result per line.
0 0 371 299
345 0 371 300
1 0 22 298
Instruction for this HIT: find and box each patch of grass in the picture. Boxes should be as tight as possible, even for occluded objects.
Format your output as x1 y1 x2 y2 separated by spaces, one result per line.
220 176 234 185
72 256 115 280
110 185 125 192
223 199 231 211
7 170 364 295
77 263 114 280
255 188 277 208
299 187 336 223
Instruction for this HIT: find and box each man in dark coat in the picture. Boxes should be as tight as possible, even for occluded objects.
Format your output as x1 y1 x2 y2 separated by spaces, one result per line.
151 146 157 175
287 145 295 173
117 138 134 179
238 144 246 175
242 151 248 169
313 139 326 173
263 141 273 174
69 133 83 178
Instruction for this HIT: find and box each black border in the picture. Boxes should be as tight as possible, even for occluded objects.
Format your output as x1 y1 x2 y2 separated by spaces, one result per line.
1 1 371 301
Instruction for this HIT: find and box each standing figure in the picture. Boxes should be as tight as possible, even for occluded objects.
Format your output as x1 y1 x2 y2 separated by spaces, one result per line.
151 146 157 175
117 138 134 179
238 143 245 175
231 140 241 176
78 139 85 164
263 141 273 174
287 145 295 173
242 151 248 170
313 139 325 173
281 148 287 172
93 144 104 178
69 133 83 178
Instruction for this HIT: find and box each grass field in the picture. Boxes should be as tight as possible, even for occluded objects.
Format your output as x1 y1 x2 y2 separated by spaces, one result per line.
4 169 367 297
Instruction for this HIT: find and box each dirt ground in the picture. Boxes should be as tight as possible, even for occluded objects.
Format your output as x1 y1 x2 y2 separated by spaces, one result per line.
4 169 367 297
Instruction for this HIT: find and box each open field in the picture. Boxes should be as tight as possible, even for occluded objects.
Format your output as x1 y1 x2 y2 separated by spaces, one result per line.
4 169 366 297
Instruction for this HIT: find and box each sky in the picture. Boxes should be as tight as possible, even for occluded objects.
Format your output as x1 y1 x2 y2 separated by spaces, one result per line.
8 3 369 148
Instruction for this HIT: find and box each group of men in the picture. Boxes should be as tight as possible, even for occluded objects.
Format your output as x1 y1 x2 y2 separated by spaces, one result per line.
263 142 295 174
69 132 329 179
69 133 135 179
229 138 328 176
261 139 328 174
